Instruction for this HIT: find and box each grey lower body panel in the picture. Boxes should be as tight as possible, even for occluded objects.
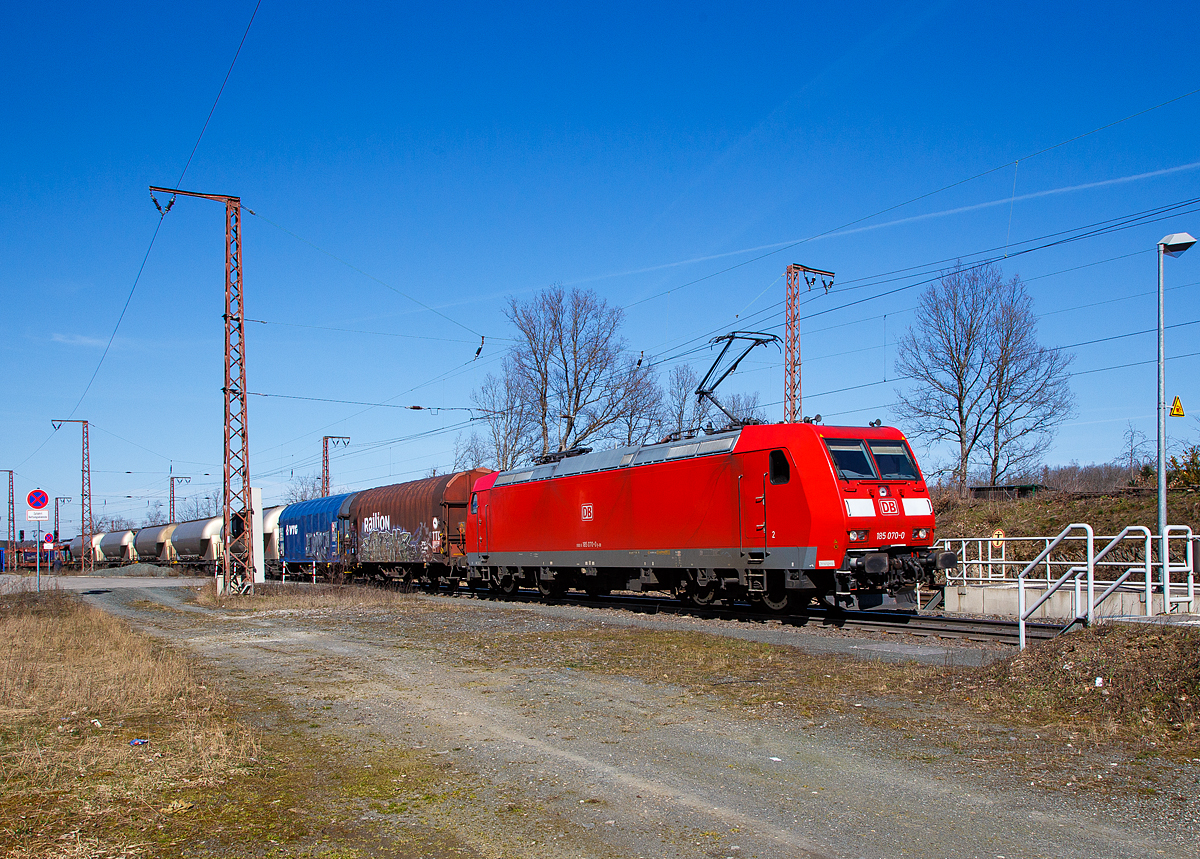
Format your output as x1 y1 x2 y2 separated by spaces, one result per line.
466 546 824 591
467 546 816 570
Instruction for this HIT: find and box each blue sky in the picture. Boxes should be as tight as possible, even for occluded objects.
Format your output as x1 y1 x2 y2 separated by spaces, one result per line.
3 2 1199 537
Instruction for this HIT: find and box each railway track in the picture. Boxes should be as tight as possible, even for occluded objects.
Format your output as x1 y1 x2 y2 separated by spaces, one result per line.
447 587 1062 646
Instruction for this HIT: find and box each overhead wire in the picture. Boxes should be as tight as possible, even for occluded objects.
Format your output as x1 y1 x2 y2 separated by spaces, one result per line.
46 86 1200 491
59 0 263 422
636 200 1197 377
142 101 1200 476
245 208 486 339
246 317 500 344
621 86 1200 311
248 391 475 411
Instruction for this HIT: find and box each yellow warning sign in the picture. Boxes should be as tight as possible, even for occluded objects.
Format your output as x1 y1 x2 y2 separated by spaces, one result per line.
1170 396 1185 417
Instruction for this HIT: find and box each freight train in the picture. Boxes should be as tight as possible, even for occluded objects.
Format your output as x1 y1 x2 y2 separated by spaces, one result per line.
65 421 956 612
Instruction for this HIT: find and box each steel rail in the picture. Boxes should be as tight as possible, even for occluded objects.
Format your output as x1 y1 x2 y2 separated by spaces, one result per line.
442 587 1063 645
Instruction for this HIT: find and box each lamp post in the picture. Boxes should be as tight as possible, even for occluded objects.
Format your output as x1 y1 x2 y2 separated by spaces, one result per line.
1156 231 1195 604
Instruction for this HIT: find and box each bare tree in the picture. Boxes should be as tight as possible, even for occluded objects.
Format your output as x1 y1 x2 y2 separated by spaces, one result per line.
282 474 323 504
453 432 492 471
609 356 664 446
505 286 657 455
94 514 135 532
894 262 1073 492
144 500 166 526
894 264 996 492
665 364 711 438
979 280 1074 484
178 489 222 520
1116 421 1151 482
508 288 563 457
471 357 538 469
723 391 767 426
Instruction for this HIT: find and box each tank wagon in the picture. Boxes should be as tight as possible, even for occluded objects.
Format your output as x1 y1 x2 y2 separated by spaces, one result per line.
466 423 954 610
262 505 285 573
134 522 179 563
99 530 138 564
69 533 104 566
171 515 224 570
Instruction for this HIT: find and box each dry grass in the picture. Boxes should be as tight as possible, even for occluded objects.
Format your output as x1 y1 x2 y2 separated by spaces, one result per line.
940 624 1200 756
484 626 931 719
485 622 1200 759
933 488 1200 540
0 591 259 859
192 579 427 612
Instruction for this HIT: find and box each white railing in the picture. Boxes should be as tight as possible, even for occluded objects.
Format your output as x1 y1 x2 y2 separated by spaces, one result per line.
1162 525 1197 614
938 524 1196 649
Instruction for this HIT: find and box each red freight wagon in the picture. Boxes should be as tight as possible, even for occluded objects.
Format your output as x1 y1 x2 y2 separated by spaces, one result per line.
348 468 491 584
465 423 954 610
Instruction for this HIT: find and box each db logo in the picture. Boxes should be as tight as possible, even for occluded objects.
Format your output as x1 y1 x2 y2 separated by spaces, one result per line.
581 503 594 521
878 498 899 516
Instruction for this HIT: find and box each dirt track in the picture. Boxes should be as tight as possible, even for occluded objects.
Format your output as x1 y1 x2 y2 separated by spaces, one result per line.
84 585 1200 859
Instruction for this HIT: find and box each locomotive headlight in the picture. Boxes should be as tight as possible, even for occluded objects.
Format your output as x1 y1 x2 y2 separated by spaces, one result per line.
913 528 929 541
849 530 868 542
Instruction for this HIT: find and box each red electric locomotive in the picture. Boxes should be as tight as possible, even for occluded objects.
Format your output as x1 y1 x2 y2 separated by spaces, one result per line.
464 422 955 611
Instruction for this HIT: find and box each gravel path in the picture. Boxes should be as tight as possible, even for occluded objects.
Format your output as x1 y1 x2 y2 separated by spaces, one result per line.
473 595 1009 666
0 573 208 594
81 585 1199 859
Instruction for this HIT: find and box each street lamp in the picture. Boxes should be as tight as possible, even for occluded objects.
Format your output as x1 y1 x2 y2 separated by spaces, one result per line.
1157 231 1195 601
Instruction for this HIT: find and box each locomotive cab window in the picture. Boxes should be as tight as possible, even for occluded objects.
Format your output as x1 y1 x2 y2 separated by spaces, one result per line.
768 449 790 484
825 439 878 480
470 494 478 514
867 441 919 480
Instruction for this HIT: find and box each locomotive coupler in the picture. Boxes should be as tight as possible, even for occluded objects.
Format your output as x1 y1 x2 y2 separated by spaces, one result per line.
845 548 957 592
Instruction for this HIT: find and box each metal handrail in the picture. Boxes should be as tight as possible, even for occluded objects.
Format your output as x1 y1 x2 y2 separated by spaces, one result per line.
945 525 1194 649
1089 526 1153 619
1018 524 1093 649
940 531 1191 587
1163 525 1196 611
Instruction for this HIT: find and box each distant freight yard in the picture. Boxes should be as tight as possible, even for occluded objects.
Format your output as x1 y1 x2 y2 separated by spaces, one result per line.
1 581 1197 859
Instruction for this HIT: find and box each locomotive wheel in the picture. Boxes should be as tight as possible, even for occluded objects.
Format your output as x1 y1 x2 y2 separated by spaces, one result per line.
688 584 720 607
758 589 793 613
493 574 519 596
536 577 565 598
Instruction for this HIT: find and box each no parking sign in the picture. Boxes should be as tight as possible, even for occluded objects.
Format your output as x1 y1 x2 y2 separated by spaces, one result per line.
26 489 50 521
